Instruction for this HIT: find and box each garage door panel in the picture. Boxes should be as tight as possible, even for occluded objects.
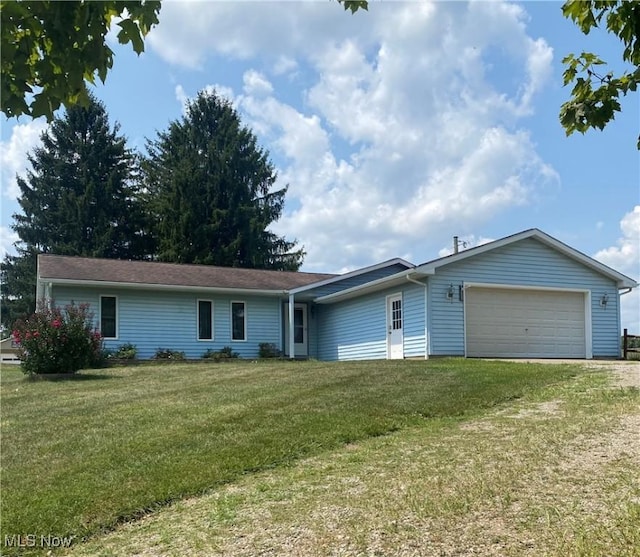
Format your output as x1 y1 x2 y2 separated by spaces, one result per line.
466 287 586 358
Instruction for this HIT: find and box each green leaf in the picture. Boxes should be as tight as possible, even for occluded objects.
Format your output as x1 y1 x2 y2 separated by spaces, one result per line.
1 1 160 120
339 0 368 14
117 18 144 54
30 92 53 120
561 0 640 149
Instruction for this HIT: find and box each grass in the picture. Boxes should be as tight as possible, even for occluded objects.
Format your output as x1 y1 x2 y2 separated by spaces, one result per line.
61 366 639 557
0 358 579 555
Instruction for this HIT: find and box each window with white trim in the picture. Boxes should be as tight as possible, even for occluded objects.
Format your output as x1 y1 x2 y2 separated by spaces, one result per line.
231 301 246 341
391 298 402 330
197 300 214 340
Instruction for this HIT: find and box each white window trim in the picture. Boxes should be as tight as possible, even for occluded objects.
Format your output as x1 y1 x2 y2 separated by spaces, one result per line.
99 295 118 340
197 299 214 341
230 301 247 342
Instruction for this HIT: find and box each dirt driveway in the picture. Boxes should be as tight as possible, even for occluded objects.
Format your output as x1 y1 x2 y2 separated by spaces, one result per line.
488 358 640 388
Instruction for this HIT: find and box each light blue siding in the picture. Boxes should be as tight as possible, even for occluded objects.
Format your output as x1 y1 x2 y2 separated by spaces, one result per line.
428 238 620 357
317 283 426 361
308 304 319 358
316 294 386 361
52 286 282 359
403 285 427 358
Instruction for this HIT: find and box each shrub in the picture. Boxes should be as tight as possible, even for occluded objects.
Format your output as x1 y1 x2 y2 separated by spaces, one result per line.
154 348 186 361
113 343 138 360
12 301 103 376
202 346 239 361
259 342 283 359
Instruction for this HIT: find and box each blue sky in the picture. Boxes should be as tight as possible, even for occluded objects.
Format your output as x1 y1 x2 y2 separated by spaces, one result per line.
1 1 638 330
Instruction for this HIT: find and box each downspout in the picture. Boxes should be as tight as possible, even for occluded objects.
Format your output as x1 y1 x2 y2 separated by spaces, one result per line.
279 291 286 356
618 287 634 358
406 274 428 360
288 293 295 359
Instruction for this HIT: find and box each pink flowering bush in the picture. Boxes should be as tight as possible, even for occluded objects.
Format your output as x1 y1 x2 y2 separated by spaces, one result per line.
12 301 103 375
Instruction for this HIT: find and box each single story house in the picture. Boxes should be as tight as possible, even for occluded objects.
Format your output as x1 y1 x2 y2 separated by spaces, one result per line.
35 228 637 360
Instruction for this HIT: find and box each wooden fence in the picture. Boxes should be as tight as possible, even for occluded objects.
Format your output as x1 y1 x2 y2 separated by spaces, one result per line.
622 329 640 359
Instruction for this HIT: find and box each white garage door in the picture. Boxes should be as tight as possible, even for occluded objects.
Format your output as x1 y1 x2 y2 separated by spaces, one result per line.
465 287 587 358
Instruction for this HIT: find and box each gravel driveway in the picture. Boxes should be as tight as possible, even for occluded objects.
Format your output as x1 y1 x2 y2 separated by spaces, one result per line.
490 358 640 388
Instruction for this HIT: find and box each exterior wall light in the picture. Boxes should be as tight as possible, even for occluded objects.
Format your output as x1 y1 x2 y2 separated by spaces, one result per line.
600 293 609 308
446 284 455 301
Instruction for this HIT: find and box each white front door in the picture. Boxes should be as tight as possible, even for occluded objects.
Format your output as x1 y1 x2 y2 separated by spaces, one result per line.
387 293 403 359
284 303 308 357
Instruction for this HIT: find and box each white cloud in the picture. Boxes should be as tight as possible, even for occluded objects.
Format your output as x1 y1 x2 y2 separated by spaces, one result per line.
594 206 639 274
0 226 19 258
1 119 47 200
175 84 189 112
272 55 298 76
595 206 640 332
243 70 273 97
150 2 556 272
146 2 371 69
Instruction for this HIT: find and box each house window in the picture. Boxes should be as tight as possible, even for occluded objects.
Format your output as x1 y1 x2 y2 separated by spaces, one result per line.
391 298 402 330
100 296 117 339
231 302 246 341
198 300 213 340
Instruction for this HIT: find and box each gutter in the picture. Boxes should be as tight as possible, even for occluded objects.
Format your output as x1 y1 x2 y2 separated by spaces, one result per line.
35 256 42 301
39 278 291 297
406 273 429 360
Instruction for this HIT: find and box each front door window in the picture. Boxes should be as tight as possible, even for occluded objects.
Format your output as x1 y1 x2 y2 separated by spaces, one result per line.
294 308 304 344
387 294 403 359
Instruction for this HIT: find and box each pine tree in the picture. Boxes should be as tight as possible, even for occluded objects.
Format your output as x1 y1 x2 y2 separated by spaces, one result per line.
143 90 304 270
0 249 37 332
1 94 148 330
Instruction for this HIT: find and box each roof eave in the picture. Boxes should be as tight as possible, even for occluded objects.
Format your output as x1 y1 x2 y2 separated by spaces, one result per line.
416 229 538 273
289 257 415 295
618 279 639 289
38 277 290 297
416 228 638 287
314 270 431 305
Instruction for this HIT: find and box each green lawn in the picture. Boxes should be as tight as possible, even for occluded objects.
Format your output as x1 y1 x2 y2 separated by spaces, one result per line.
0 359 580 555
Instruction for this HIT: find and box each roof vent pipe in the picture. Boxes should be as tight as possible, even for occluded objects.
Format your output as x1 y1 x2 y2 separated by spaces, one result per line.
453 236 459 254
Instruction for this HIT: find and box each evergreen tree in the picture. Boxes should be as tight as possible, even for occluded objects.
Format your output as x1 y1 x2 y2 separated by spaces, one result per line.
1 94 148 330
143 90 304 270
0 249 37 332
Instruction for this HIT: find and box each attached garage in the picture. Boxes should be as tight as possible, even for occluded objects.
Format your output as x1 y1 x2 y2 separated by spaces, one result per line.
464 285 589 358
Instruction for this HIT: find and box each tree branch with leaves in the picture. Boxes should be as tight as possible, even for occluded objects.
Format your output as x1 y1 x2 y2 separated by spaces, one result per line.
0 0 161 120
0 0 367 122
560 0 640 149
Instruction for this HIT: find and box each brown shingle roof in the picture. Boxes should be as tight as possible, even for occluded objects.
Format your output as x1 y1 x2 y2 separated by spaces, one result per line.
38 255 336 291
